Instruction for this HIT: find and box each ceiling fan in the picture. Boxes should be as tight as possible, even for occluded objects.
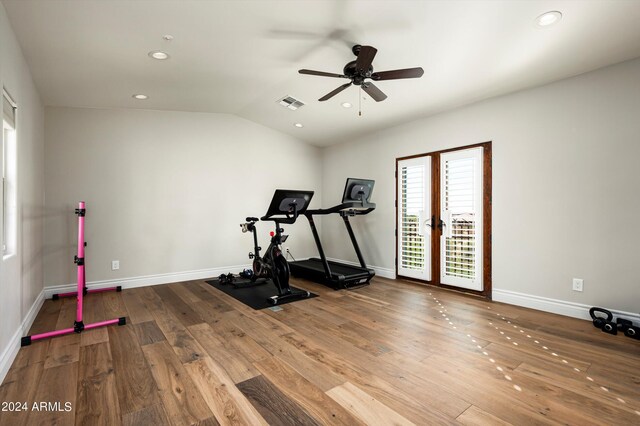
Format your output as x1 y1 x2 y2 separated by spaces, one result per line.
299 44 424 102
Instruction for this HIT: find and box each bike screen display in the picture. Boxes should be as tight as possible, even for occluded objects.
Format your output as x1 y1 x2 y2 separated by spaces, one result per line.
278 197 306 213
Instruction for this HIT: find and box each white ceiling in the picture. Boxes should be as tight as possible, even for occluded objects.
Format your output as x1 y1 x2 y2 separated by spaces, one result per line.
3 0 640 146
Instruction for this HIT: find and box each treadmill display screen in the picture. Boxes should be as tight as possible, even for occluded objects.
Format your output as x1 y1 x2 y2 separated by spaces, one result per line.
342 178 375 204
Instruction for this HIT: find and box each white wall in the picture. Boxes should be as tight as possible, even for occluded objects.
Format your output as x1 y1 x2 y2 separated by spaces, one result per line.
0 3 45 379
321 57 640 315
44 107 322 288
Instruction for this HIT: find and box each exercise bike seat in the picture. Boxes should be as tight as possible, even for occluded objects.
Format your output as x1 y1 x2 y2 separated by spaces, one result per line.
245 217 259 222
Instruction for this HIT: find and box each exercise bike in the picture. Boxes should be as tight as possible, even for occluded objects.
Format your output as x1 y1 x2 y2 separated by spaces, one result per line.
240 189 314 305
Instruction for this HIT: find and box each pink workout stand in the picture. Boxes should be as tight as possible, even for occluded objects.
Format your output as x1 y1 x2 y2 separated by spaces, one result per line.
21 201 126 347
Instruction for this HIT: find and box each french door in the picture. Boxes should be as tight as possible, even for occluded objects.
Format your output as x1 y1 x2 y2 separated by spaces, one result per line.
397 156 431 280
440 147 483 291
396 143 491 297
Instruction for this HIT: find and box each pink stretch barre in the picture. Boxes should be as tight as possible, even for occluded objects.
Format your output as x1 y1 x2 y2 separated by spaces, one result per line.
83 318 122 330
54 291 81 298
85 287 120 294
28 327 76 342
51 203 121 300
76 201 85 323
54 287 121 299
21 201 125 347
27 318 122 343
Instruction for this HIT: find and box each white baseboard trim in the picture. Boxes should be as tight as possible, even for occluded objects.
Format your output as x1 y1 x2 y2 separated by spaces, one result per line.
44 258 396 300
325 257 396 279
492 288 640 323
43 264 252 299
1 289 45 385
20 290 46 336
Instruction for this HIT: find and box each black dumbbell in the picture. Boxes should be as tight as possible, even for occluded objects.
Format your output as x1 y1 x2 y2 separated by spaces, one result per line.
624 325 640 340
589 307 612 330
239 268 254 279
602 320 618 335
616 318 633 332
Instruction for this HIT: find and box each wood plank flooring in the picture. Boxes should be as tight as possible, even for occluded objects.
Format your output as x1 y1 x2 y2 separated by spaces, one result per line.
1 277 639 425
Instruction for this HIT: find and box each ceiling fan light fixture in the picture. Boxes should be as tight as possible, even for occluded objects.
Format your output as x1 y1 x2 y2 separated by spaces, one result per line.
535 11 562 28
294 123 303 128
299 44 423 102
341 102 352 108
148 50 170 60
132 94 148 100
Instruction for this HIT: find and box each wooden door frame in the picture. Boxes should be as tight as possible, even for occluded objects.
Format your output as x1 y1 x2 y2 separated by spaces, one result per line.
395 141 492 299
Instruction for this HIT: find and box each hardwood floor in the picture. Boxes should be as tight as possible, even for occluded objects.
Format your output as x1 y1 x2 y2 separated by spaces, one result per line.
1 277 639 425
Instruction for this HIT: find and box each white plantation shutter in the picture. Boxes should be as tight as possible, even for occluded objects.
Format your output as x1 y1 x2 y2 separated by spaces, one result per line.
445 158 476 279
441 148 483 290
2 90 16 254
3 91 16 129
402 166 424 268
397 156 431 280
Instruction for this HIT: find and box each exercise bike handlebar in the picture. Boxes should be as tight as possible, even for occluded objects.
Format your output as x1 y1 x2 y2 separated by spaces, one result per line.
260 203 300 224
241 207 300 229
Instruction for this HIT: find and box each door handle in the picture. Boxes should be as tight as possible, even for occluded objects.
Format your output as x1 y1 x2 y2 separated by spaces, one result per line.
438 217 452 238
426 215 434 228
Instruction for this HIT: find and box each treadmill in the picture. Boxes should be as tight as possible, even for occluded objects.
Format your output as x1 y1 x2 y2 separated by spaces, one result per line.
289 178 376 289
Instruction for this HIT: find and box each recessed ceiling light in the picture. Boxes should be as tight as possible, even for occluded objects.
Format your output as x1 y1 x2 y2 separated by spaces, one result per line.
341 102 352 108
535 11 562 28
294 123 303 128
132 94 148 100
148 50 170 60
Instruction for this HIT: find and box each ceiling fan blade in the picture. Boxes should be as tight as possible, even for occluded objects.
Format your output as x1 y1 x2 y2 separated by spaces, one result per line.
299 69 347 78
355 45 377 73
362 82 387 102
319 82 352 101
371 67 424 81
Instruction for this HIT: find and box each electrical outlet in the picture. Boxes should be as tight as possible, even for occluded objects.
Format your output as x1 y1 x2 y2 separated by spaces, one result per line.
111 260 120 271
572 278 583 292
285 247 290 253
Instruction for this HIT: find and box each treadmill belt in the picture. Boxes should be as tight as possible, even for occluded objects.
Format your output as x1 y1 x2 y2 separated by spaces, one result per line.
292 259 371 277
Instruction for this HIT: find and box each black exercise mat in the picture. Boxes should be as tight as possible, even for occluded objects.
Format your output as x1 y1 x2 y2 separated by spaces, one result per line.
206 279 317 310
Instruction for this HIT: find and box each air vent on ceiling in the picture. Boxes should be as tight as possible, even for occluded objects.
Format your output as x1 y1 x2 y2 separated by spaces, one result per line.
277 95 305 110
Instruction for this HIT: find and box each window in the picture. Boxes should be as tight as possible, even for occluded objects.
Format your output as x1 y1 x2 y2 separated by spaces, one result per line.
2 89 16 256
